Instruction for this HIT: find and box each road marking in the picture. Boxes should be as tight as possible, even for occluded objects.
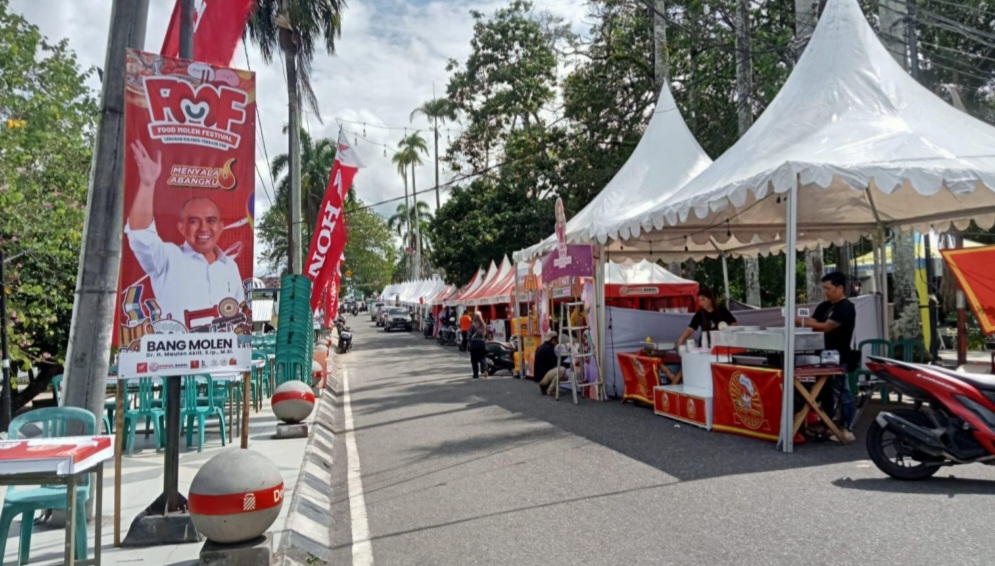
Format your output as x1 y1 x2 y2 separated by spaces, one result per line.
343 368 374 566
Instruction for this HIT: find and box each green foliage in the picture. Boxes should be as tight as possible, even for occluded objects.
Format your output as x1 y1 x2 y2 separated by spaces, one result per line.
342 194 397 294
0 0 97 364
245 0 345 116
430 0 995 294
256 130 335 273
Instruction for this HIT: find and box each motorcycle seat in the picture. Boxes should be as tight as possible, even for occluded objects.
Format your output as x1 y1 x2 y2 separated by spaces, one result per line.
931 365 995 391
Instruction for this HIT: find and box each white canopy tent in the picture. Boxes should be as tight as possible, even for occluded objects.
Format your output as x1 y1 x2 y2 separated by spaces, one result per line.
513 83 713 263
616 0 995 451
618 0 995 253
606 259 697 287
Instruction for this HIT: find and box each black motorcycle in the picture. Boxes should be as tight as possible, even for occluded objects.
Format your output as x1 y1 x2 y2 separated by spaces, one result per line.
485 340 516 375
423 317 435 339
338 326 353 353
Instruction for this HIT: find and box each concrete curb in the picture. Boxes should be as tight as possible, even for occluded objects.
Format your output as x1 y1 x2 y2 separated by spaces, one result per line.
275 351 338 566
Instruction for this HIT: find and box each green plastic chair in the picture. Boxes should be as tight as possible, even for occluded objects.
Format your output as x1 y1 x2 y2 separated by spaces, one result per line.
122 378 165 454
855 339 899 402
182 375 227 452
51 374 112 434
0 407 96 565
252 352 271 403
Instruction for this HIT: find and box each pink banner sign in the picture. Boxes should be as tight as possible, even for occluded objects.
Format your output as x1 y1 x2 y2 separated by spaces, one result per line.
541 244 594 281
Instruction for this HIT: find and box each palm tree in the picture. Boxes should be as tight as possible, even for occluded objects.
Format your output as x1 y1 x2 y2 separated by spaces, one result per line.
411 98 458 209
388 201 433 242
246 0 345 273
258 131 336 272
392 132 429 278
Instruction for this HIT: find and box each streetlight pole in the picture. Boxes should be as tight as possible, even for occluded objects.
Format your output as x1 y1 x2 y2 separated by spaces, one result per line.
1 248 11 432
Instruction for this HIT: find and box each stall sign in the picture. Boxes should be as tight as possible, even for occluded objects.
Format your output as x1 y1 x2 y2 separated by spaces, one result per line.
542 245 594 282
711 364 783 442
119 332 252 378
619 286 660 297
551 286 573 299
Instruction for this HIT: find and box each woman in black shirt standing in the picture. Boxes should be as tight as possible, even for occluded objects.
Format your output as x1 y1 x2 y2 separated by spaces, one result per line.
676 287 737 348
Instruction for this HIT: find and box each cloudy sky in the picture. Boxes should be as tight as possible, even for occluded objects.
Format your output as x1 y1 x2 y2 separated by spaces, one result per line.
11 0 591 274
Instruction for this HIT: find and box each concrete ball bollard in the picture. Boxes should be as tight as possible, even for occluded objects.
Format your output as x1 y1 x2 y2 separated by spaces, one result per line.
188 449 284 544
272 381 315 424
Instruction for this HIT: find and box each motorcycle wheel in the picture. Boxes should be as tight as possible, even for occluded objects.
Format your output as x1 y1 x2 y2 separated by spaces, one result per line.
866 408 942 481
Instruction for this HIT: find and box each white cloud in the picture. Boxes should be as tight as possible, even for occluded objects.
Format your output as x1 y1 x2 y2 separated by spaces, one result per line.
11 0 587 276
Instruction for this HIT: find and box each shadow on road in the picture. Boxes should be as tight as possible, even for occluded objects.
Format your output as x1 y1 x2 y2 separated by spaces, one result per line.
832 476 995 496
342 326 912 485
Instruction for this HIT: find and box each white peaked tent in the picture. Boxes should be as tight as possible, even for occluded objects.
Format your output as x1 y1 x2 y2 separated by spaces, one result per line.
625 0 995 252
514 83 713 262
623 0 995 452
380 277 447 307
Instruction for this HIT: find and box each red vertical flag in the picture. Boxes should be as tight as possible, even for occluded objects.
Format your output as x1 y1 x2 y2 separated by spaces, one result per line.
161 0 255 66
305 131 363 310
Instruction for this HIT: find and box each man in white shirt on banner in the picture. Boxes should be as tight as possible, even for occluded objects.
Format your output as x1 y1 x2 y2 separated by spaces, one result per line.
124 141 244 328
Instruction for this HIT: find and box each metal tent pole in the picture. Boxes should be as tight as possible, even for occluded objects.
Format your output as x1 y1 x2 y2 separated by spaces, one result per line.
779 182 799 453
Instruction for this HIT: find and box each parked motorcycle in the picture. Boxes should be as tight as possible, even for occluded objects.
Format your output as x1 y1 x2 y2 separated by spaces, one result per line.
338 326 353 353
864 356 995 480
485 340 517 375
437 320 458 346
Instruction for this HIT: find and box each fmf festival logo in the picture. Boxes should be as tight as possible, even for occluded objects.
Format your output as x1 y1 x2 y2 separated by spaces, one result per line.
143 75 247 151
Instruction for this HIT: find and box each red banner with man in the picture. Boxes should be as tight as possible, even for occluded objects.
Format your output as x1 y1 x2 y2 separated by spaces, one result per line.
116 50 255 349
305 130 362 310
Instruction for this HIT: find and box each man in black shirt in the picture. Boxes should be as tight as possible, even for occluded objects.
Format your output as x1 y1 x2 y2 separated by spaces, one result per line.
796 271 856 442
534 331 564 394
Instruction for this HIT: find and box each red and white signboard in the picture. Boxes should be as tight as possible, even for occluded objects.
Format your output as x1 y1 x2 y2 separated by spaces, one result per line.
116 50 255 355
118 332 252 378
0 436 114 476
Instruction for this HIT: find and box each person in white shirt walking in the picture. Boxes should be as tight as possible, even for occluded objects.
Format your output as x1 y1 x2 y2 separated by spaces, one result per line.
125 141 245 329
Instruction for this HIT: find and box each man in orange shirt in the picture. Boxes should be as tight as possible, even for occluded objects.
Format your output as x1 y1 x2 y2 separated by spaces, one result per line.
459 310 472 352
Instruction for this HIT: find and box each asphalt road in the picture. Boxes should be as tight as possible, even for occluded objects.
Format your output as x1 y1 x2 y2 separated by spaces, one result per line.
327 318 995 566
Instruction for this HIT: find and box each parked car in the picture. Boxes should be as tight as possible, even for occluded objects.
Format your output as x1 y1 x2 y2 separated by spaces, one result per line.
384 307 412 332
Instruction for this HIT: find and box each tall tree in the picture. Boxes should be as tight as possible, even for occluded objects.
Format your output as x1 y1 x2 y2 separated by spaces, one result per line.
256 130 335 273
342 192 397 295
410 98 458 209
246 0 345 274
0 1 99 373
396 132 429 278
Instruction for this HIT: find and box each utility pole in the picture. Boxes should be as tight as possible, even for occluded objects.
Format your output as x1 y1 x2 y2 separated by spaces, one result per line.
735 0 761 307
1 249 10 431
880 0 908 69
653 0 668 91
905 0 939 360
63 0 149 426
284 0 303 274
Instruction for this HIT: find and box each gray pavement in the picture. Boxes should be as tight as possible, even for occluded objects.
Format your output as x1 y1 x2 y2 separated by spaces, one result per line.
1 394 312 566
330 320 995 566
